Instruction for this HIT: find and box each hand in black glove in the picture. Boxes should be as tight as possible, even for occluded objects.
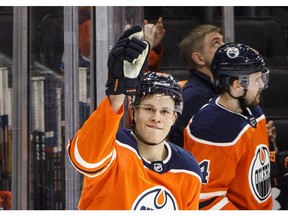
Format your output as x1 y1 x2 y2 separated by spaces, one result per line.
270 150 288 187
106 25 150 95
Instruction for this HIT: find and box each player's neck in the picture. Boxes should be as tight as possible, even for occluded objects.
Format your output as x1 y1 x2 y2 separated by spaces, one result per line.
197 66 214 82
218 94 242 113
137 141 168 162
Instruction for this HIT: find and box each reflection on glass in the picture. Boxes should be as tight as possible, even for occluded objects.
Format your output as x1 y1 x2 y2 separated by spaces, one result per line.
30 7 65 209
78 7 91 127
0 6 13 210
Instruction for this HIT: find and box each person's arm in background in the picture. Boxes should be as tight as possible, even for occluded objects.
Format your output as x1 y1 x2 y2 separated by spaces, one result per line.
267 120 277 151
144 17 165 72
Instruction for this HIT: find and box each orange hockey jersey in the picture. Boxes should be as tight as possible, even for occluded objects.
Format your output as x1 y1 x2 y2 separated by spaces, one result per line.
67 97 202 210
184 96 273 210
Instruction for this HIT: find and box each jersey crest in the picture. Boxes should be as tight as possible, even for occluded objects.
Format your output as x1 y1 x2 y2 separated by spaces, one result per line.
132 186 178 210
249 144 271 202
152 161 164 173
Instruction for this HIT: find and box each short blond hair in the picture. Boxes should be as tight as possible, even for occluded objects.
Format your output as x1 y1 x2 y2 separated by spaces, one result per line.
179 24 221 70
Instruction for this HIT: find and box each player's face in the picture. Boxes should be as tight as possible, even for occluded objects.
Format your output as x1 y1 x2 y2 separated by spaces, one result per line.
202 32 224 66
134 94 177 145
244 72 265 107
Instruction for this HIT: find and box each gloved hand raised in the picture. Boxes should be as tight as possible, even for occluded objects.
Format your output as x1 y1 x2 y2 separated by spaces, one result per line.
106 25 150 95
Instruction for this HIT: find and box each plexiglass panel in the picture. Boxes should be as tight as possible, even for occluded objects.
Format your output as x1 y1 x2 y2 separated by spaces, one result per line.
0 6 13 210
29 6 65 209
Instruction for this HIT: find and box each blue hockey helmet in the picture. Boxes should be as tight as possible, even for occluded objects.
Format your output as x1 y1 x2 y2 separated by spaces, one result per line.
211 42 269 90
133 71 183 114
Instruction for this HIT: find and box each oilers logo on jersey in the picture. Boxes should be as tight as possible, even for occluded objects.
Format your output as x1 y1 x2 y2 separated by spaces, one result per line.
132 186 178 210
249 144 271 202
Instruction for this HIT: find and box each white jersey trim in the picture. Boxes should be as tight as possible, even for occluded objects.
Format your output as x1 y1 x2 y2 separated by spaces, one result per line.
186 98 266 147
74 135 114 169
200 191 227 199
66 136 117 178
169 169 202 183
209 197 229 210
186 123 250 146
117 140 202 182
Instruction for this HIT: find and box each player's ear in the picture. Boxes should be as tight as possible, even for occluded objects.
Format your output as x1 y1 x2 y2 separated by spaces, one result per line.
172 112 177 125
132 107 138 122
191 52 205 66
230 79 244 96
232 79 242 88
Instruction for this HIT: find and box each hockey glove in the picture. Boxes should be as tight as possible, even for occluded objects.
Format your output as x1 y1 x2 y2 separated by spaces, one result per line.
106 25 150 95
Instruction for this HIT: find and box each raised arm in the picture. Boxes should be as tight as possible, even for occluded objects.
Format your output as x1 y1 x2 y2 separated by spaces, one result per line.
67 25 150 177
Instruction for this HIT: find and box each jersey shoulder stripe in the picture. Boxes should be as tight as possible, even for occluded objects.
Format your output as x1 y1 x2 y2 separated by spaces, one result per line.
188 97 266 143
116 129 202 179
168 142 202 179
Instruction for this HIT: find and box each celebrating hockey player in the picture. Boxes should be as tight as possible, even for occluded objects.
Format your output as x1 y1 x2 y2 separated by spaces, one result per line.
184 42 273 210
67 25 202 210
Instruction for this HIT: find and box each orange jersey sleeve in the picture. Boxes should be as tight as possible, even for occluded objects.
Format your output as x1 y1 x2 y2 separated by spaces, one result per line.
184 97 273 210
145 44 163 72
67 97 202 210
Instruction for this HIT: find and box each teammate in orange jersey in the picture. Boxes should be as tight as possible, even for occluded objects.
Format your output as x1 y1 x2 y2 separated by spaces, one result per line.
67 25 202 210
184 42 273 210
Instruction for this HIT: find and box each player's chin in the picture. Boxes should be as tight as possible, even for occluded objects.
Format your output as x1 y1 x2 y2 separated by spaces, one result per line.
257 94 262 102
145 135 167 145
145 137 163 144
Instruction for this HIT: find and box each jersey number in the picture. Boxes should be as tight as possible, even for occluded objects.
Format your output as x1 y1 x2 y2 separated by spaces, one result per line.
199 160 210 184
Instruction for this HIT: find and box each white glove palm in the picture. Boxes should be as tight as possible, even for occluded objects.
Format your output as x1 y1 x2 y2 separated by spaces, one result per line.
124 39 149 78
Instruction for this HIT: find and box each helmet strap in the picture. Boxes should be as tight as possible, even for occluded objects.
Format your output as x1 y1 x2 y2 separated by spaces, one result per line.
226 88 250 114
132 128 166 146
227 88 257 127
226 88 247 100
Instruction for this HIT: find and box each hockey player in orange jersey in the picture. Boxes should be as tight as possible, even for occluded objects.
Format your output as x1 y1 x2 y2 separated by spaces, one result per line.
184 42 273 210
67 25 202 210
